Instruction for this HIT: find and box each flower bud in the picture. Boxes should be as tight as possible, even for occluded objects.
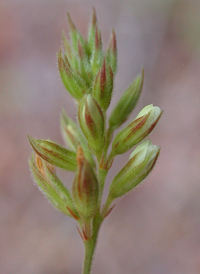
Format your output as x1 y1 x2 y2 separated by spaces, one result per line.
109 69 144 130
60 108 80 152
109 140 160 198
92 59 114 110
111 104 162 155
29 154 79 218
57 49 89 100
72 146 99 219
106 29 117 75
28 136 77 171
78 94 105 154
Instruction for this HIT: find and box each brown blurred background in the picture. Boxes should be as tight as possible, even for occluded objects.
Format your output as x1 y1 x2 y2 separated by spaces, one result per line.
1 0 200 273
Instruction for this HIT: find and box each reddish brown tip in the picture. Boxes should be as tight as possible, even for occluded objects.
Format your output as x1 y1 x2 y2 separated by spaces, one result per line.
109 29 117 54
35 154 45 176
92 7 97 27
66 206 79 220
78 39 84 59
82 227 89 241
100 59 106 96
95 25 102 50
77 146 85 166
104 204 116 218
67 12 77 32
77 226 84 240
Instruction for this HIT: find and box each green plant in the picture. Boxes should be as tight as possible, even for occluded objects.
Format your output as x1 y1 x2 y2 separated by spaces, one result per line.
28 9 162 274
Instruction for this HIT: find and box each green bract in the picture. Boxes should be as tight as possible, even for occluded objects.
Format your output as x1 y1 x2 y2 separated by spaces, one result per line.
92 59 114 110
109 140 160 198
109 68 144 131
29 154 78 218
57 49 89 100
72 147 99 220
78 94 105 154
28 136 77 171
60 108 80 152
111 104 162 156
106 29 117 75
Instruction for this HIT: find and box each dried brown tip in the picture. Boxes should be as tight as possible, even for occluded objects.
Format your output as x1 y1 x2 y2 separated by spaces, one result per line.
58 48 72 76
67 12 77 32
141 66 144 80
78 39 84 59
35 154 56 177
95 25 101 49
100 58 106 96
99 154 105 169
103 158 114 170
35 154 56 176
35 154 45 176
77 226 84 240
76 226 88 241
109 29 117 53
66 206 79 220
57 48 65 69
76 146 89 177
82 227 89 241
62 31 72 57
108 158 114 170
77 146 85 165
92 7 97 27
104 204 116 218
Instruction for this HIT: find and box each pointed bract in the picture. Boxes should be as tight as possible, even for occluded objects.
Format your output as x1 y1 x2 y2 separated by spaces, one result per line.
67 12 90 57
111 104 162 155
72 146 99 219
78 94 105 154
28 136 77 171
62 31 72 59
109 68 144 130
92 59 114 110
109 140 160 198
106 29 117 74
58 49 90 99
60 109 80 152
90 25 103 75
29 154 79 218
87 8 98 53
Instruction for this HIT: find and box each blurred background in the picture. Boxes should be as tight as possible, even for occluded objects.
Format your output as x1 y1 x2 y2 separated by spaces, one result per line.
1 0 200 273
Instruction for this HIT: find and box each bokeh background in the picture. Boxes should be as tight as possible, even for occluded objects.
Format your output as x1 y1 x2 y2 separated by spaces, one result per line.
1 0 200 273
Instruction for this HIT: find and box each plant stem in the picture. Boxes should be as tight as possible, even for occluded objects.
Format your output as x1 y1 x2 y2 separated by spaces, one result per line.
82 237 96 274
82 211 103 274
106 127 114 145
82 166 107 274
98 168 108 197
101 194 114 217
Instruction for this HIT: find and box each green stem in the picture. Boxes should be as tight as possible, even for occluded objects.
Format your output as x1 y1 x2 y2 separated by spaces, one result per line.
101 194 114 217
82 211 103 274
82 196 114 274
98 168 108 198
82 164 108 274
106 127 114 146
